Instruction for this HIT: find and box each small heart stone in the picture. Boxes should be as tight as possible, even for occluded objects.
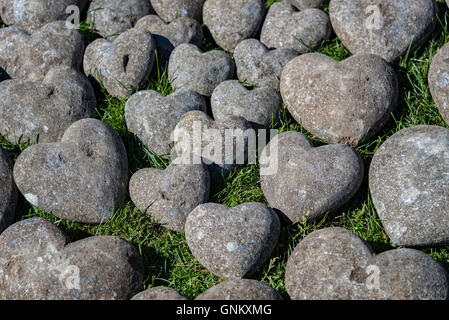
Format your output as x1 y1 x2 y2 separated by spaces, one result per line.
280 53 398 146
429 42 449 125
132 287 187 300
286 0 329 10
329 0 437 63
129 162 210 232
13 119 129 224
211 80 282 128
260 1 331 53
260 131 364 222
168 44 235 97
369 125 449 247
0 218 143 300
285 227 449 300
195 279 282 300
150 0 205 23
0 147 17 233
185 202 280 279
83 27 155 98
203 0 266 52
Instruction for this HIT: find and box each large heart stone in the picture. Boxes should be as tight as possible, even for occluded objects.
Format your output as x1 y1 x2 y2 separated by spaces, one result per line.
150 0 205 23
0 147 17 233
195 279 282 300
428 42 449 125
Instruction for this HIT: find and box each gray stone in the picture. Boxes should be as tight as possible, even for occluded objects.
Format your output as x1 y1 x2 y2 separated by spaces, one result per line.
329 0 437 63
280 53 398 146
260 2 331 53
203 0 265 52
129 162 210 232
0 147 17 233
196 279 282 300
285 227 449 300
0 66 96 143
83 27 155 98
168 44 235 97
150 0 205 23
132 286 187 300
234 38 299 91
260 131 364 222
211 80 282 128
429 42 449 126
286 0 329 10
369 125 449 247
0 218 143 300
13 119 129 224
185 202 280 279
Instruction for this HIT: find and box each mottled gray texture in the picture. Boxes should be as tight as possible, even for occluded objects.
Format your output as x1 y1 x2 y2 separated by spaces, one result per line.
168 44 235 97
369 125 449 247
150 0 205 23
234 39 299 91
286 227 449 300
196 279 282 300
286 0 329 10
429 42 449 126
132 286 187 300
84 27 155 98
185 202 280 279
203 0 265 52
125 89 206 156
260 2 331 53
211 80 282 128
260 131 363 222
129 162 210 232
280 53 398 146
0 147 17 233
329 0 437 63
0 66 96 144
13 119 129 224
0 218 143 300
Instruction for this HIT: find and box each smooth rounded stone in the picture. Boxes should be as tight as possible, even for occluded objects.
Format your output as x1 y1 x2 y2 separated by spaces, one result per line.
0 218 143 300
285 227 449 300
0 21 84 82
211 80 282 128
234 39 299 91
369 126 449 247
0 147 17 233
132 287 187 300
329 0 437 63
203 0 266 52
0 66 96 144
428 42 449 125
185 202 280 279
280 53 398 146
150 0 205 23
196 279 282 300
13 119 129 224
260 131 364 222
286 0 329 10
168 44 235 97
129 162 210 232
260 2 331 54
83 28 155 98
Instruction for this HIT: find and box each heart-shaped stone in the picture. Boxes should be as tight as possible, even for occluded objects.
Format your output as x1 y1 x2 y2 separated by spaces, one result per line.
260 131 364 222
211 80 282 128
280 53 398 146
132 286 187 300
234 38 299 91
83 27 155 98
329 0 437 63
195 279 282 300
0 218 143 299
150 0 205 23
13 118 129 224
285 227 449 300
429 42 449 125
168 44 235 97
129 162 210 232
260 2 331 53
0 66 96 143
286 0 329 10
369 125 449 247
125 89 206 155
185 202 280 279
203 0 266 52
0 147 17 233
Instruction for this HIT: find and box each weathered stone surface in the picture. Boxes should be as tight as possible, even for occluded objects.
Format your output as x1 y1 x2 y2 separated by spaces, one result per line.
203 0 265 52
0 66 96 143
369 125 449 247
129 162 210 232
132 287 187 300
196 279 282 300
13 119 129 224
0 147 17 233
84 27 155 98
168 44 235 97
0 218 143 300
280 53 398 146
329 0 437 63
285 227 449 300
429 42 449 125
286 0 329 10
150 0 205 23
260 2 331 53
260 131 363 222
185 202 280 279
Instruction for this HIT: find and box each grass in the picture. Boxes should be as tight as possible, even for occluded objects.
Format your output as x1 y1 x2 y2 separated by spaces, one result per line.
1 0 449 299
